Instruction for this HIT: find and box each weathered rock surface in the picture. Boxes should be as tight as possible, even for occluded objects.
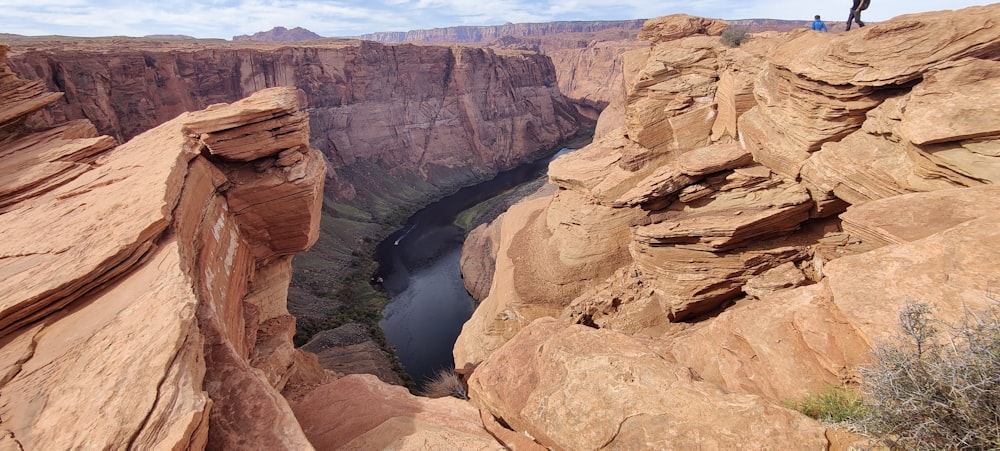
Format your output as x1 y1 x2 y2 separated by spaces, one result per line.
7 40 582 204
5 39 587 331
291 374 502 450
468 318 829 450
459 6 1000 446
460 219 504 301
0 47 325 448
300 323 405 386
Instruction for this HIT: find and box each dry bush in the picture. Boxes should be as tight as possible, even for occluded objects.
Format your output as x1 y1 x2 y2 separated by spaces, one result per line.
421 369 468 400
859 302 1000 449
719 26 750 47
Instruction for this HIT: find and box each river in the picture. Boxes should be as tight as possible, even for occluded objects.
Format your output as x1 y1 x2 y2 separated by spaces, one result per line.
375 146 575 388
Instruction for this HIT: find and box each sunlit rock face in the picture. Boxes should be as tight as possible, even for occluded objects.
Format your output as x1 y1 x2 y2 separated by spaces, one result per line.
6 36 589 352
459 6 1000 448
0 46 329 447
7 40 584 206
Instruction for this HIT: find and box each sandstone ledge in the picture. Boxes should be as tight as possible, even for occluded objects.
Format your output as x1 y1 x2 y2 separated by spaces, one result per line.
0 49 326 448
458 7 1000 447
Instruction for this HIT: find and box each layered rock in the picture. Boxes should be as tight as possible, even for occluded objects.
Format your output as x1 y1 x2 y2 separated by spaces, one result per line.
7 40 582 204
5 37 586 354
545 39 647 126
291 374 501 450
0 48 513 449
0 46 327 447
468 318 829 450
459 6 1000 446
356 20 647 43
299 323 405 386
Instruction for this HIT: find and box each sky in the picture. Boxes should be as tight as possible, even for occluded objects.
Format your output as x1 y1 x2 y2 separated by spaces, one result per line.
2 0 996 40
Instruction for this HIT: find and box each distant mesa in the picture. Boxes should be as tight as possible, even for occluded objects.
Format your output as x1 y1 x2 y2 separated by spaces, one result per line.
233 26 323 42
142 34 197 40
232 19 815 45
356 20 648 43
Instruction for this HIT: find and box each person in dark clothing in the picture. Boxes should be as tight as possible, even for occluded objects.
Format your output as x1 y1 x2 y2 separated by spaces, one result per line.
811 15 828 32
847 0 869 30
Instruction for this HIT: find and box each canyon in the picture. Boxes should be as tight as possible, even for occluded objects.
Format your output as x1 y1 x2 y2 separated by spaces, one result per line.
4 37 589 374
1 3 999 449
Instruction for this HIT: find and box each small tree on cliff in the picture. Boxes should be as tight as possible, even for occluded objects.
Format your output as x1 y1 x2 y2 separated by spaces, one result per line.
859 302 1000 449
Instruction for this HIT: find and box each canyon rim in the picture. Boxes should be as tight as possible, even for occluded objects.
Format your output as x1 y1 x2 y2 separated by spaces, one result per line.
1 4 1000 449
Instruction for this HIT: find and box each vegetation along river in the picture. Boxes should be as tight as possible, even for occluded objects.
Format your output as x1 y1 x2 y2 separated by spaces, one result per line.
374 141 583 388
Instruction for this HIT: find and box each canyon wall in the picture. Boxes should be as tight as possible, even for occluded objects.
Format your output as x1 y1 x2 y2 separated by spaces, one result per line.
457 7 1000 448
5 38 586 336
0 46 508 450
356 20 647 43
0 48 329 447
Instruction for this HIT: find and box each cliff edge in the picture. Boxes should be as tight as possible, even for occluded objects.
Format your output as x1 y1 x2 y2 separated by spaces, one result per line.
0 42 509 450
0 46 331 448
457 7 1000 448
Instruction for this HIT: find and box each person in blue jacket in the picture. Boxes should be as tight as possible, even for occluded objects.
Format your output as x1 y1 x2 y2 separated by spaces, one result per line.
811 15 828 32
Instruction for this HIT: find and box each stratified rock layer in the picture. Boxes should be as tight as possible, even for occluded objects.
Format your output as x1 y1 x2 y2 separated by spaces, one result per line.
5 38 586 334
0 45 327 448
292 374 501 450
459 7 1000 447
469 318 829 450
1 41 509 451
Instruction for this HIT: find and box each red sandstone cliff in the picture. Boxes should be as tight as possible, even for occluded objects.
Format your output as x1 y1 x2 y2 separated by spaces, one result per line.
6 40 583 194
356 20 647 43
0 45 508 449
4 5 998 447
457 8 1000 448
0 46 330 447
4 38 586 334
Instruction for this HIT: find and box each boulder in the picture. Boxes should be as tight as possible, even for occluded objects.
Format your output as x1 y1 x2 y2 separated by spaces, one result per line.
460 219 504 301
468 318 830 450
454 189 638 369
638 15 730 43
291 374 502 450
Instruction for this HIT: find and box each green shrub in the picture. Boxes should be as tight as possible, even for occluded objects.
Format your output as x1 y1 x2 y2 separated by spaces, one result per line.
793 386 867 424
859 302 1000 450
720 26 750 47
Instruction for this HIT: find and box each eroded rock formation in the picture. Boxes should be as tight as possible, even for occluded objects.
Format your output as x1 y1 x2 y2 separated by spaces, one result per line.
458 7 1000 448
0 44 506 450
4 38 586 354
0 41 333 447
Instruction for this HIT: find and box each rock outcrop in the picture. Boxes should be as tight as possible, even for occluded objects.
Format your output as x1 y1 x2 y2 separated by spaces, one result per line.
4 37 586 348
292 374 501 450
468 318 829 450
0 40 334 447
0 46 514 449
458 6 1000 446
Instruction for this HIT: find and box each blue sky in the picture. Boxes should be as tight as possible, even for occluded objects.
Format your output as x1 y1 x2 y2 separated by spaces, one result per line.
2 0 995 39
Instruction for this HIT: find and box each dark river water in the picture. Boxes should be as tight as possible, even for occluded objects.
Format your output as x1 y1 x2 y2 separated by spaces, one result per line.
375 147 573 388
